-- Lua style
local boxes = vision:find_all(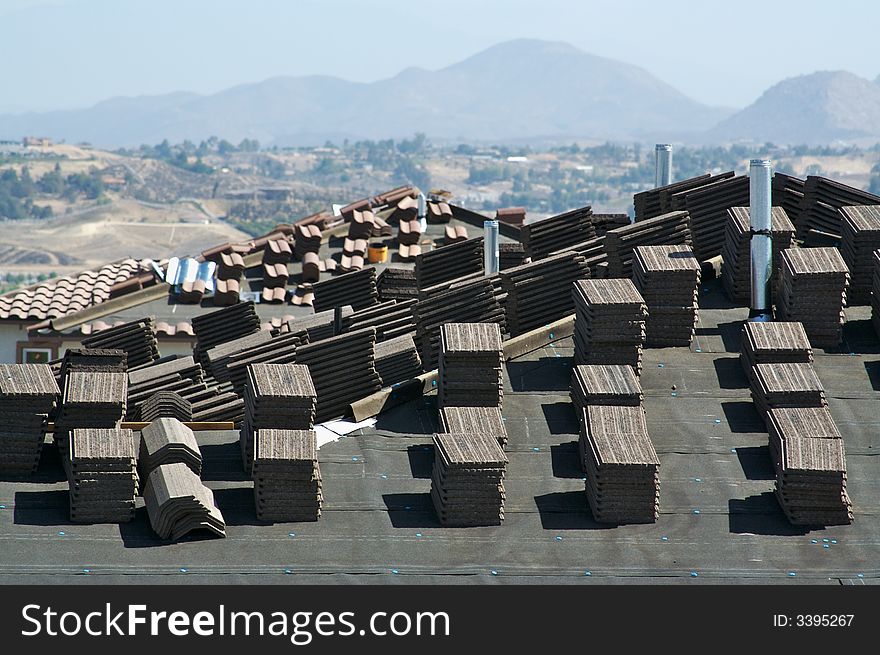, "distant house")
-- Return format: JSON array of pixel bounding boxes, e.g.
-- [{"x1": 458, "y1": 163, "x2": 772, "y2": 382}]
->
[{"x1": 22, "y1": 136, "x2": 53, "y2": 148}]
